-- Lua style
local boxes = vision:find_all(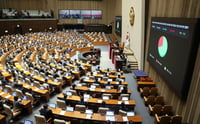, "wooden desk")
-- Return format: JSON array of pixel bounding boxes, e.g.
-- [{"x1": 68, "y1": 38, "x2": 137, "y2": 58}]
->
[
  {"x1": 57, "y1": 94, "x2": 135, "y2": 112},
  {"x1": 51, "y1": 108, "x2": 142, "y2": 124},
  {"x1": 0, "y1": 114, "x2": 6, "y2": 124},
  {"x1": 91, "y1": 74, "x2": 125, "y2": 79},
  {"x1": 137, "y1": 81, "x2": 156, "y2": 90},
  {"x1": 83, "y1": 79, "x2": 128, "y2": 85},
  {"x1": 75, "y1": 86, "x2": 131, "y2": 98},
  {"x1": 0, "y1": 90, "x2": 32, "y2": 114},
  {"x1": 33, "y1": 75, "x2": 62, "y2": 92},
  {"x1": 15, "y1": 63, "x2": 63, "y2": 92},
  {"x1": 19, "y1": 83, "x2": 50, "y2": 102}
]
